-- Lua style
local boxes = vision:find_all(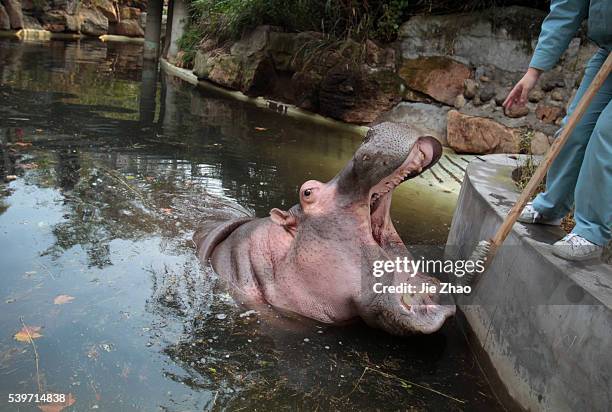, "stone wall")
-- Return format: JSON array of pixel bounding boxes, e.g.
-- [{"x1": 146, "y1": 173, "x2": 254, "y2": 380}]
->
[
  {"x1": 385, "y1": 6, "x2": 598, "y2": 153},
  {"x1": 0, "y1": 0, "x2": 147, "y2": 37},
  {"x1": 181, "y1": 6, "x2": 598, "y2": 154},
  {"x1": 188, "y1": 25, "x2": 404, "y2": 124}
]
